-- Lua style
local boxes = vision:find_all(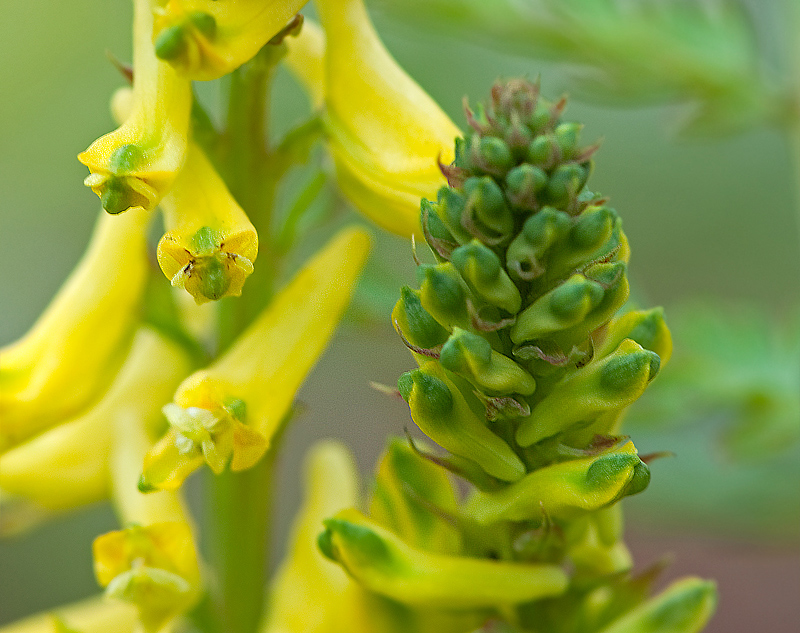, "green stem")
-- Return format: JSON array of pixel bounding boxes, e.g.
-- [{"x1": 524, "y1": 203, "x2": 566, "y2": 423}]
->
[{"x1": 206, "y1": 454, "x2": 275, "y2": 633}]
